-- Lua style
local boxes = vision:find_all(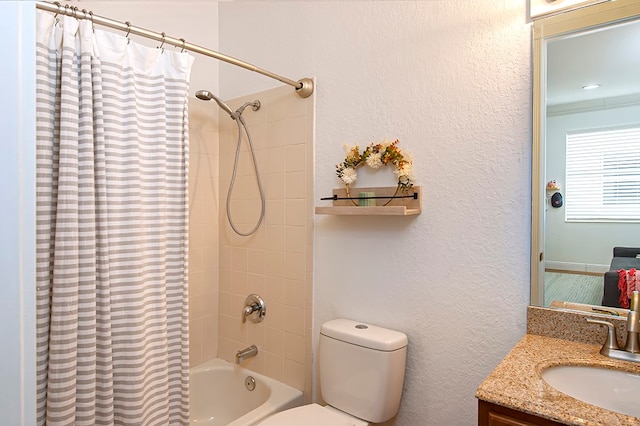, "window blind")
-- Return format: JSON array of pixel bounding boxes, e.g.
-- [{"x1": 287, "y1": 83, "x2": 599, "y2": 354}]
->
[{"x1": 565, "y1": 125, "x2": 640, "y2": 222}]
